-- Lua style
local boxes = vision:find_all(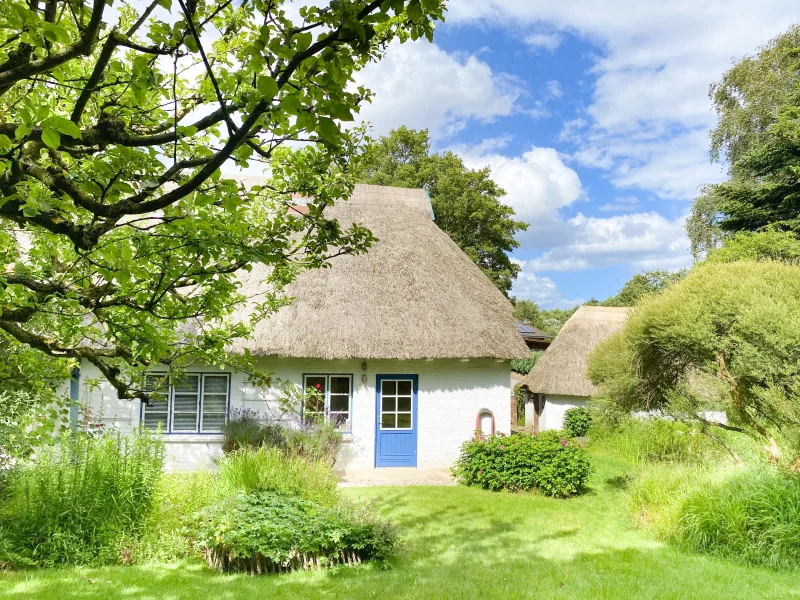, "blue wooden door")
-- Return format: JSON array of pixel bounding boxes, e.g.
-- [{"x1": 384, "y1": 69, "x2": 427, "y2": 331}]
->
[{"x1": 375, "y1": 375, "x2": 418, "y2": 467}]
